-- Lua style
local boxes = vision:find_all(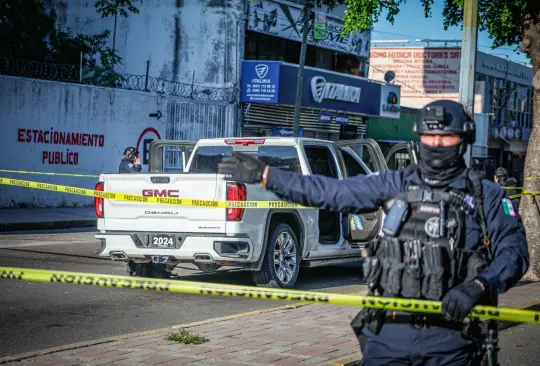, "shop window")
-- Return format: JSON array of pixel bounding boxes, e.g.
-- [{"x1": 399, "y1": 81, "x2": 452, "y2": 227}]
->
[{"x1": 243, "y1": 31, "x2": 367, "y2": 77}]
